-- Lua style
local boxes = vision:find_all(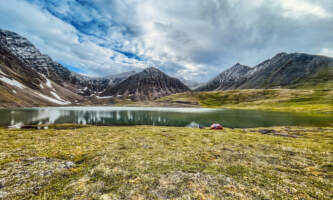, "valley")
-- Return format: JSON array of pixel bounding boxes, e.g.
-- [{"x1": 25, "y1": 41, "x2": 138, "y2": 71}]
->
[
  {"x1": 1, "y1": 29, "x2": 333, "y2": 110},
  {"x1": 0, "y1": 28, "x2": 333, "y2": 200}
]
